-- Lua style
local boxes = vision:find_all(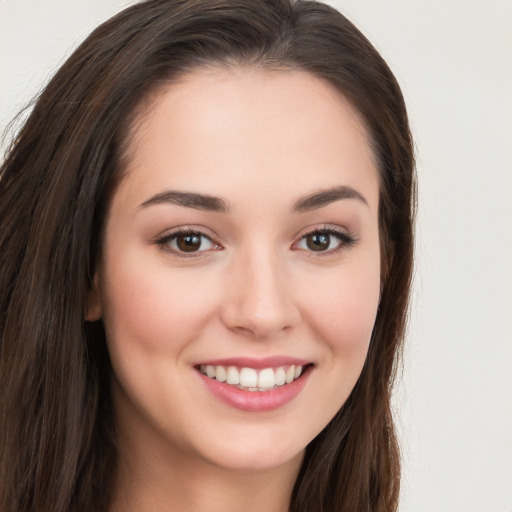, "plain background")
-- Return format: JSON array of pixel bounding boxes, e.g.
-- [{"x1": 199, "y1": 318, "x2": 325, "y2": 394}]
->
[{"x1": 1, "y1": 1, "x2": 511, "y2": 511}]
